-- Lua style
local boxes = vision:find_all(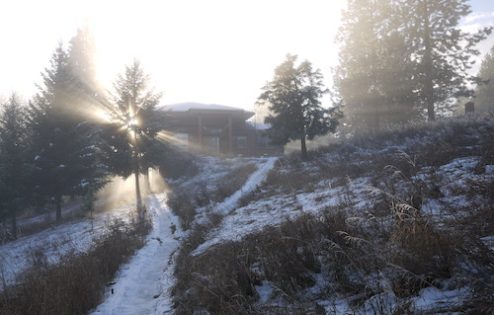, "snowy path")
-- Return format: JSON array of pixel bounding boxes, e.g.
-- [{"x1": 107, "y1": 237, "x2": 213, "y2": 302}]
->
[
  {"x1": 193, "y1": 157, "x2": 278, "y2": 255},
  {"x1": 217, "y1": 157, "x2": 278, "y2": 215},
  {"x1": 92, "y1": 157, "x2": 277, "y2": 314},
  {"x1": 91, "y1": 193, "x2": 183, "y2": 315}
]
